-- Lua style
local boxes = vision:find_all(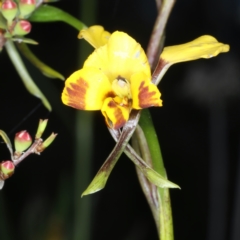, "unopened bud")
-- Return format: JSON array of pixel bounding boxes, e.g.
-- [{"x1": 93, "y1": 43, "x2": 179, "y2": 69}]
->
[
  {"x1": 1, "y1": 0, "x2": 18, "y2": 24},
  {"x1": 14, "y1": 130, "x2": 32, "y2": 153},
  {"x1": 19, "y1": 0, "x2": 36, "y2": 18},
  {"x1": 0, "y1": 161, "x2": 15, "y2": 179},
  {"x1": 13, "y1": 20, "x2": 31, "y2": 36},
  {"x1": 35, "y1": 119, "x2": 48, "y2": 139}
]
